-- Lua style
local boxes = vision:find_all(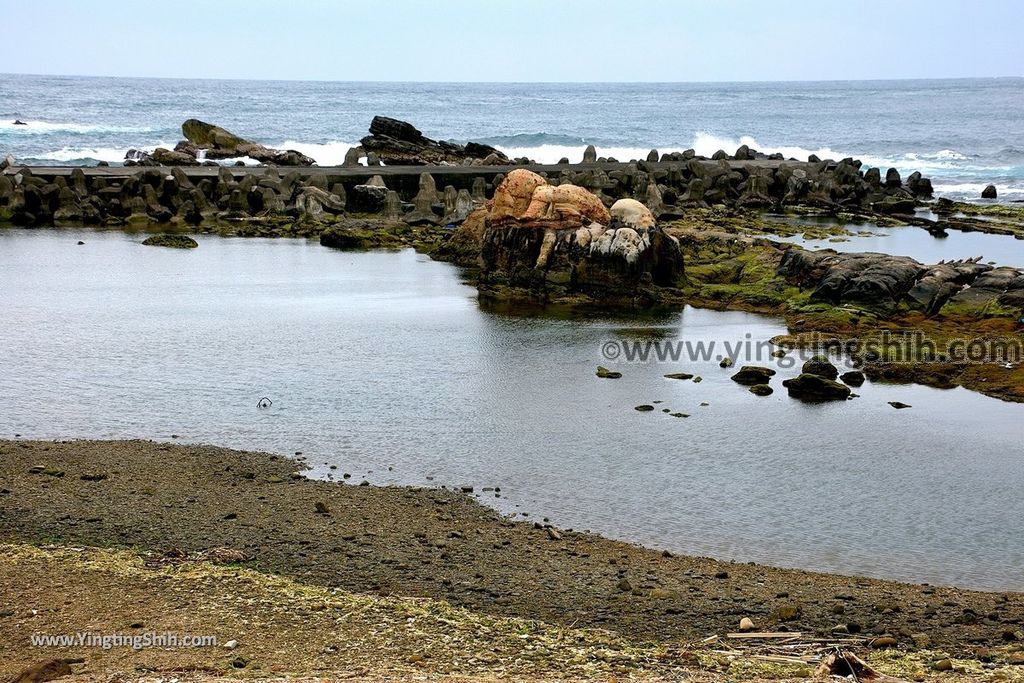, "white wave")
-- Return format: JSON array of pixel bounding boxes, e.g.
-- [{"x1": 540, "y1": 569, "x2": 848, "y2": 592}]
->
[
  {"x1": 32, "y1": 142, "x2": 181, "y2": 163},
  {"x1": 931, "y1": 182, "x2": 1024, "y2": 197},
  {"x1": 0, "y1": 119, "x2": 155, "y2": 135},
  {"x1": 275, "y1": 140, "x2": 364, "y2": 166}
]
